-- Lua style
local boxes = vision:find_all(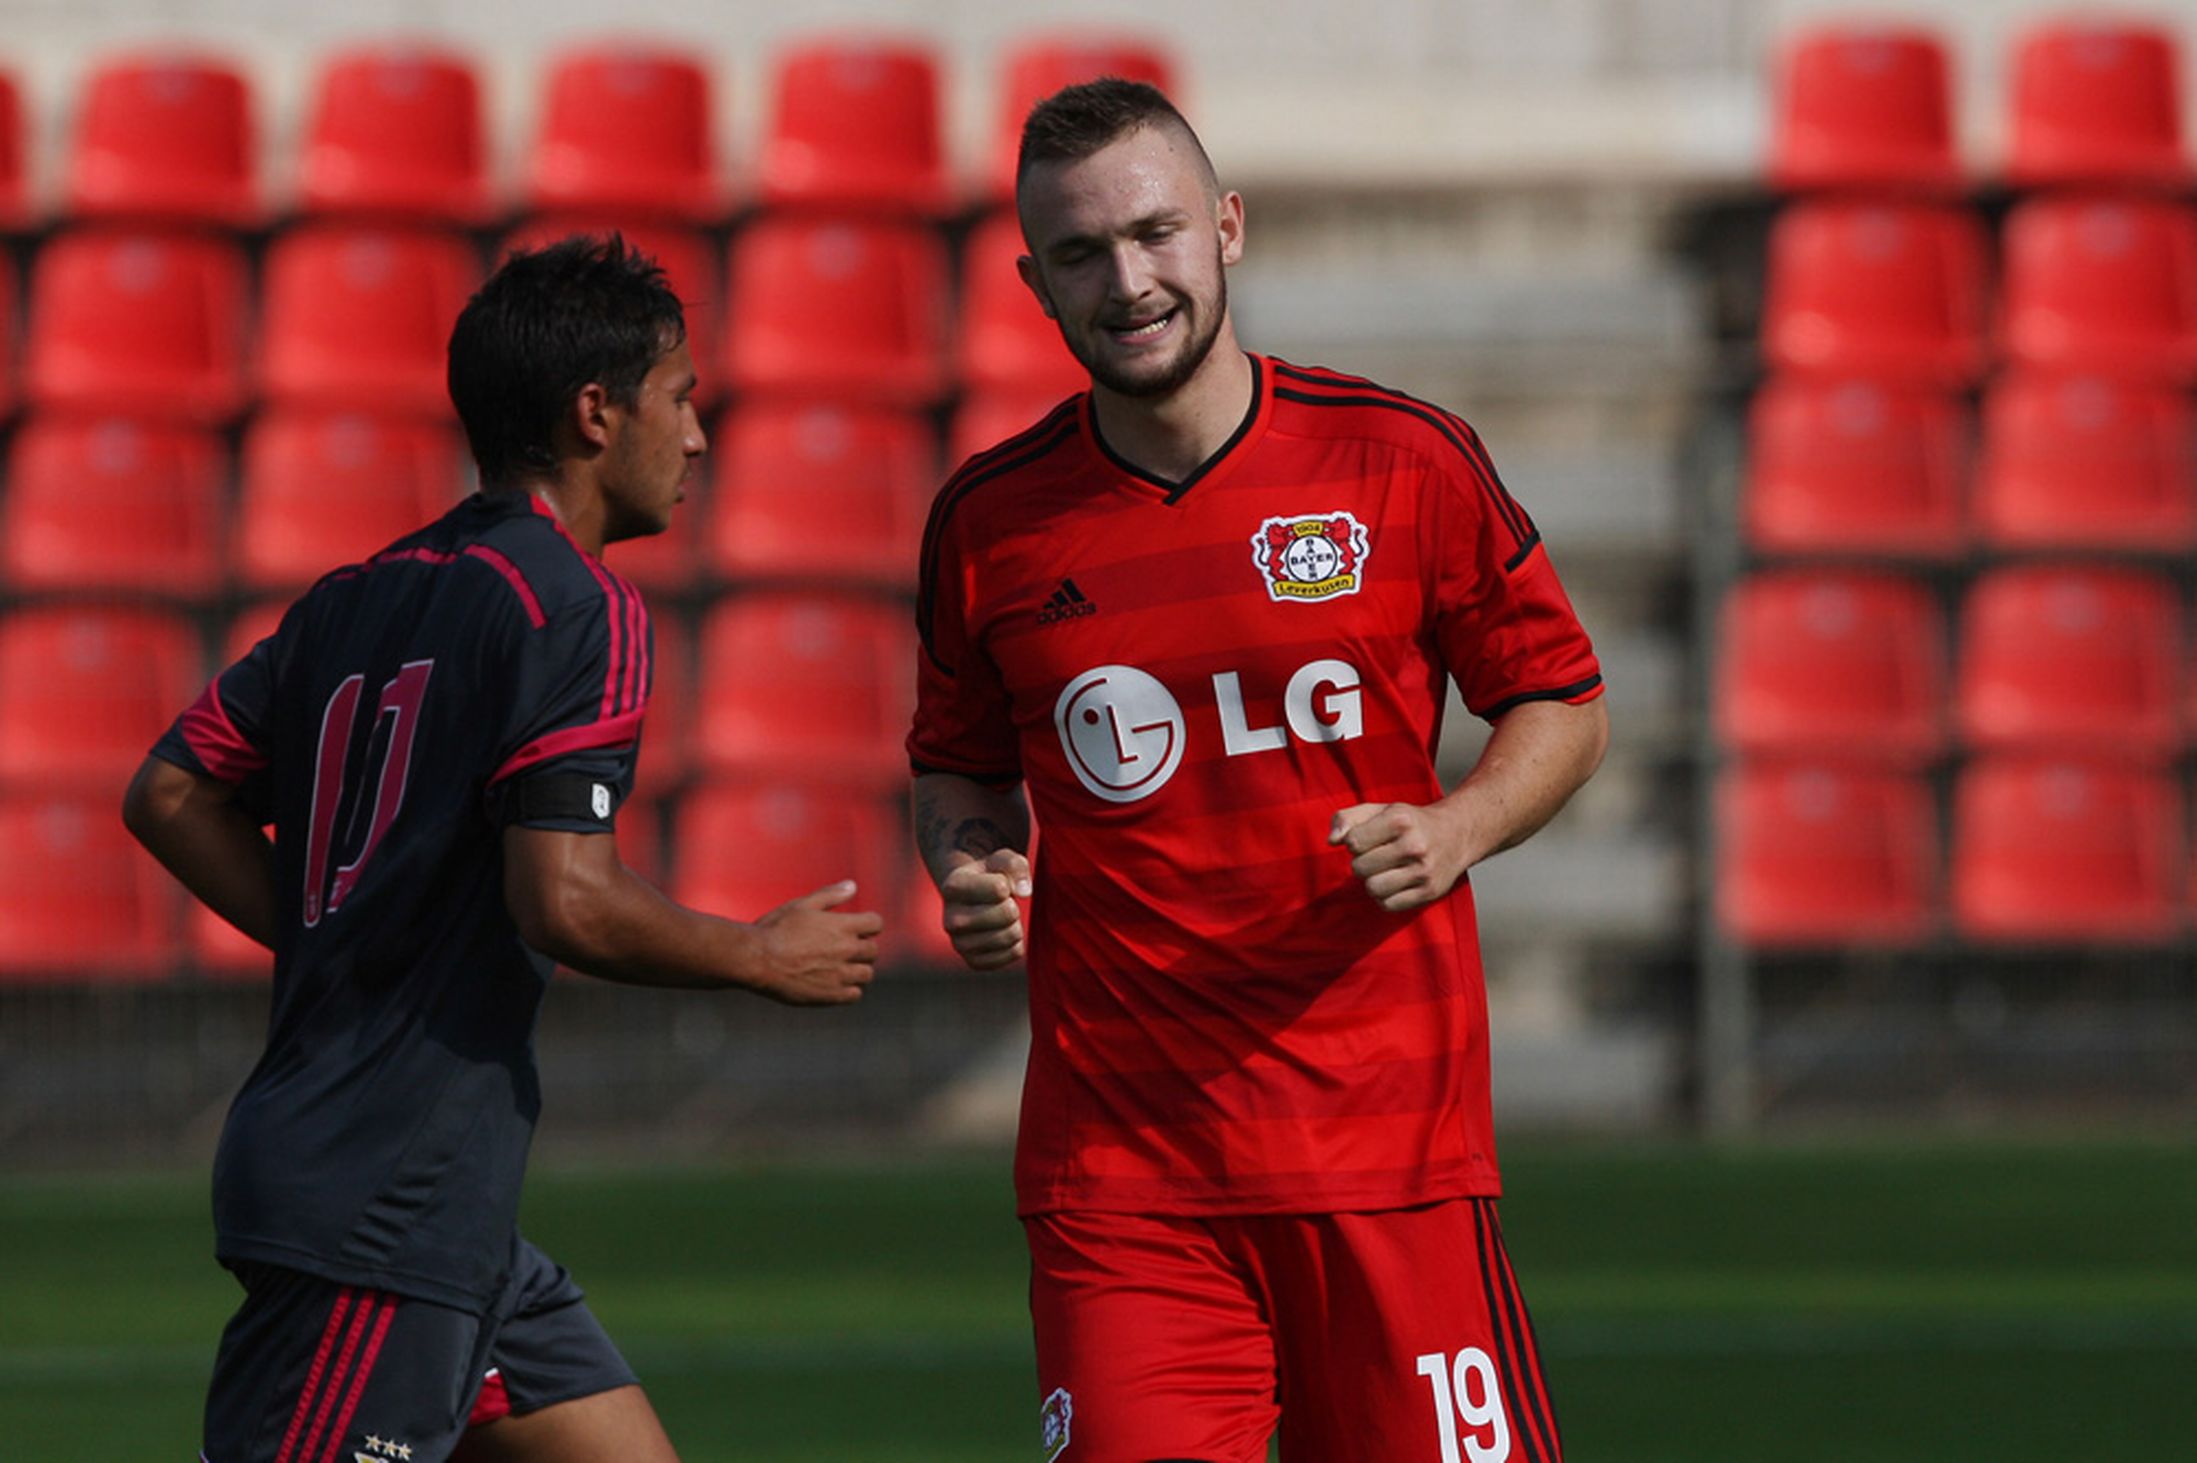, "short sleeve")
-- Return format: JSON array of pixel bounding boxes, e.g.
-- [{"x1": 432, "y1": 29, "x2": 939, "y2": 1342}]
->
[
  {"x1": 487, "y1": 580, "x2": 652, "y2": 830},
  {"x1": 151, "y1": 630, "x2": 277, "y2": 788},
  {"x1": 1428, "y1": 425, "x2": 1605, "y2": 720},
  {"x1": 908, "y1": 505, "x2": 1021, "y2": 783}
]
